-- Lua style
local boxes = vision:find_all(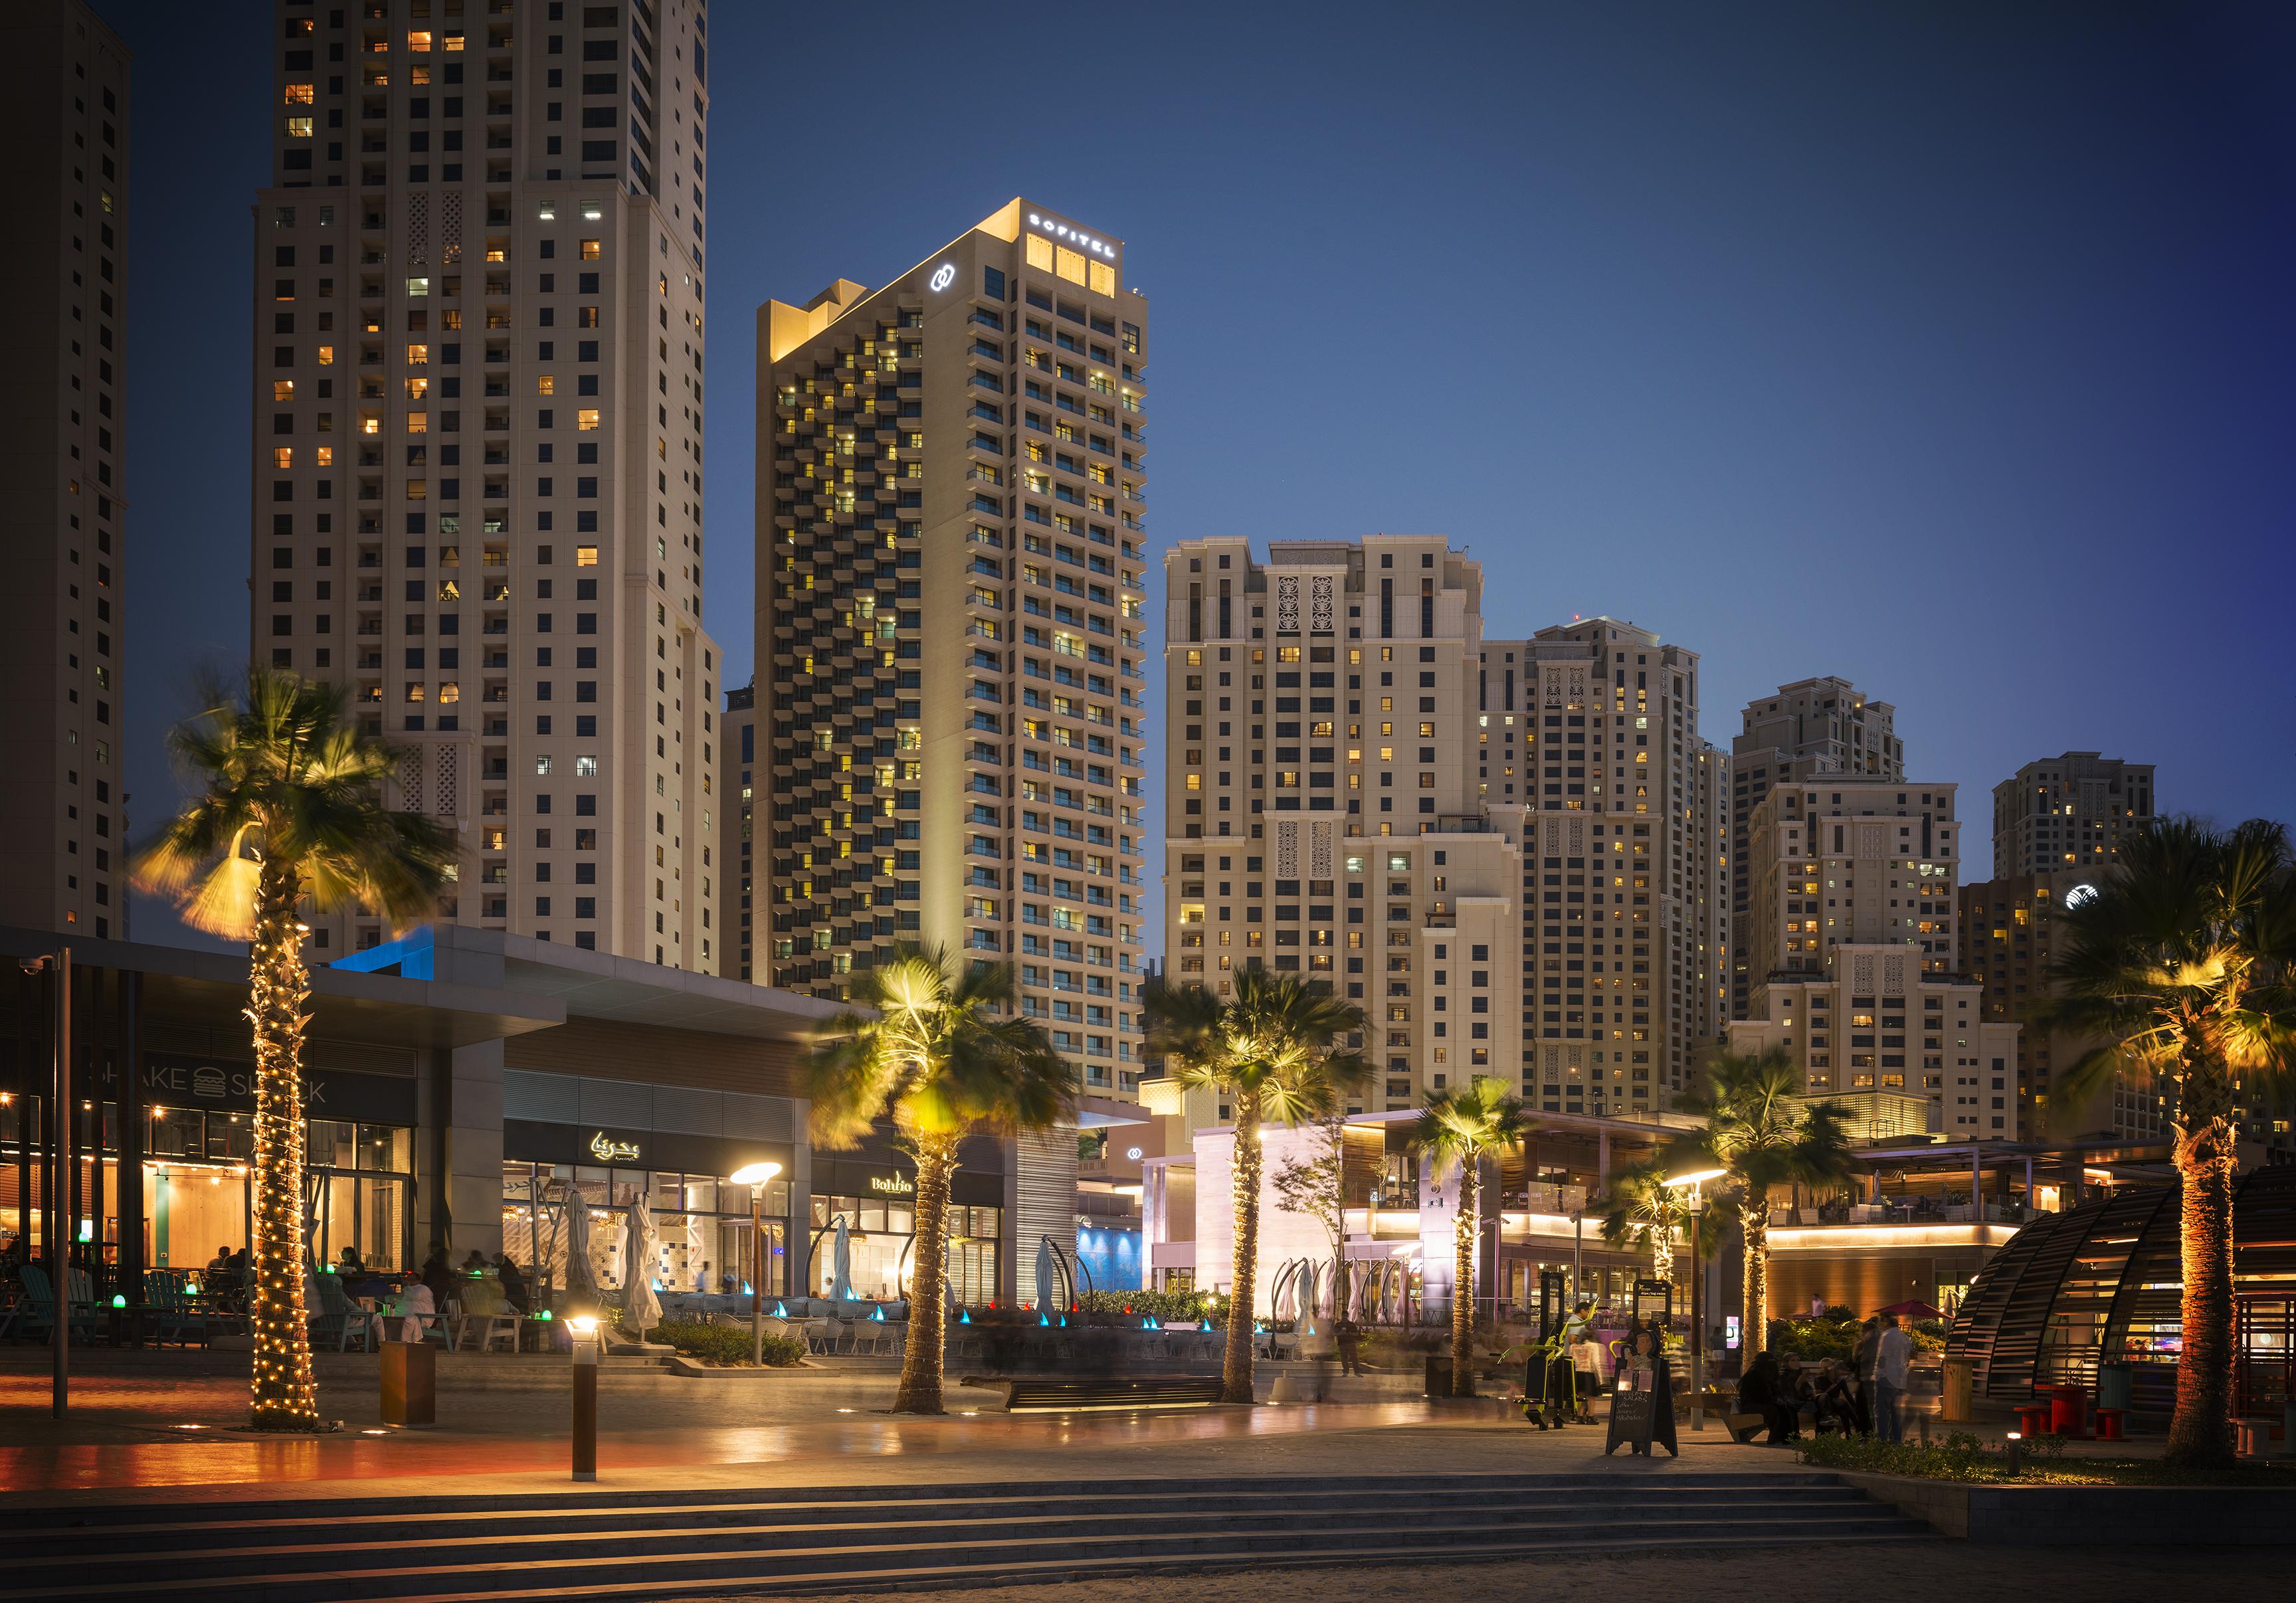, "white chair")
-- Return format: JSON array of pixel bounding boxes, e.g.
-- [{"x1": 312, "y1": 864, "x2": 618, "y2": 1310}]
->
[{"x1": 456, "y1": 1276, "x2": 520, "y2": 1353}]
